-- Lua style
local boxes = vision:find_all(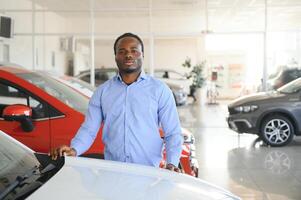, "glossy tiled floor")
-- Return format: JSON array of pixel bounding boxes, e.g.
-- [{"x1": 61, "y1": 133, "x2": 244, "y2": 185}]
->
[{"x1": 177, "y1": 99, "x2": 301, "y2": 200}]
